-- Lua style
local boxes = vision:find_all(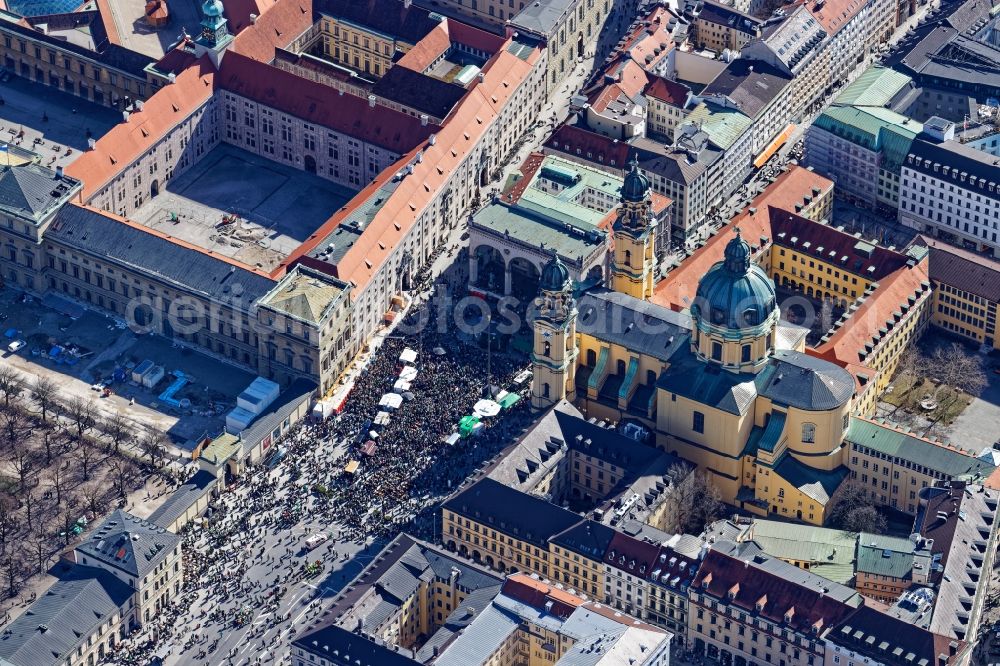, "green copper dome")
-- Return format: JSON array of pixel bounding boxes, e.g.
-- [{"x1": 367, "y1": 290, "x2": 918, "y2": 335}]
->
[
  {"x1": 692, "y1": 230, "x2": 776, "y2": 330},
  {"x1": 202, "y1": 0, "x2": 224, "y2": 18},
  {"x1": 621, "y1": 157, "x2": 650, "y2": 203},
  {"x1": 539, "y1": 254, "x2": 571, "y2": 292}
]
